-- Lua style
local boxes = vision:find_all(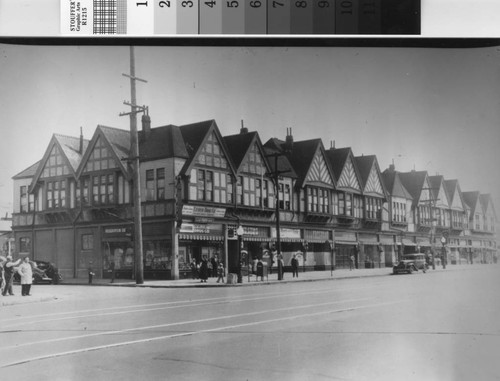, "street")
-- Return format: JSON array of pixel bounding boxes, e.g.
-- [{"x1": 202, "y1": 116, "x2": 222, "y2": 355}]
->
[{"x1": 1, "y1": 266, "x2": 499, "y2": 381}]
